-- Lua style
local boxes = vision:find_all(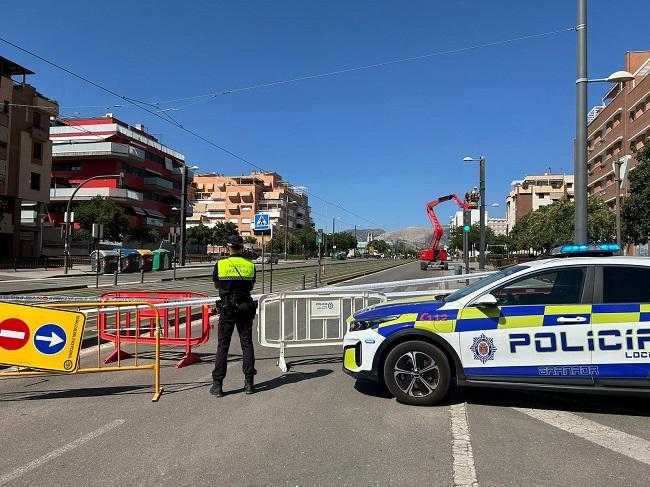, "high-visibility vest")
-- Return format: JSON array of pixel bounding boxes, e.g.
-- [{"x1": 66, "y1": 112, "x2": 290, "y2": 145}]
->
[{"x1": 217, "y1": 256, "x2": 255, "y2": 280}]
